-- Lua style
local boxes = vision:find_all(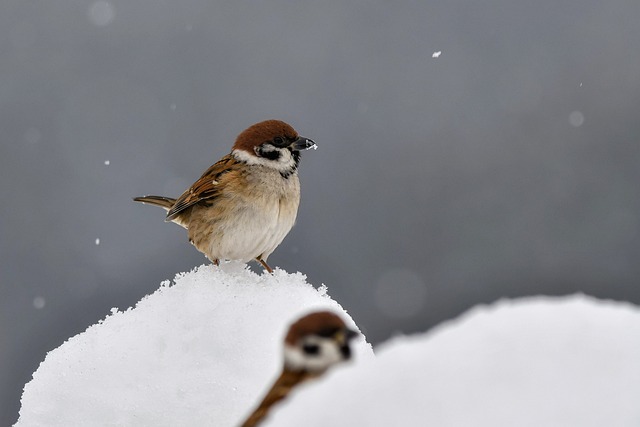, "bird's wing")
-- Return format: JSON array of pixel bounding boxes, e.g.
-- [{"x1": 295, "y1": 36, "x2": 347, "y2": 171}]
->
[{"x1": 166, "y1": 153, "x2": 240, "y2": 220}]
